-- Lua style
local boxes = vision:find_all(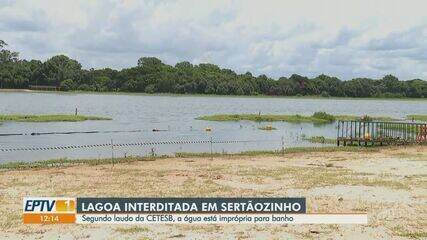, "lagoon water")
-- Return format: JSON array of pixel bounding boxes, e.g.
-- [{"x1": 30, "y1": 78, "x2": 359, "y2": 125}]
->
[{"x1": 0, "y1": 91, "x2": 426, "y2": 162}]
